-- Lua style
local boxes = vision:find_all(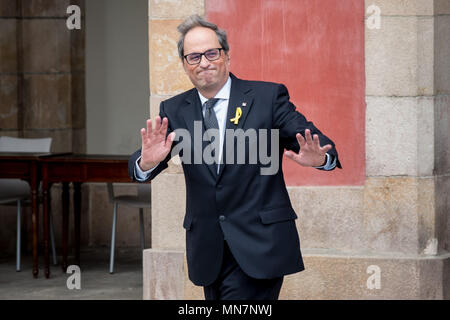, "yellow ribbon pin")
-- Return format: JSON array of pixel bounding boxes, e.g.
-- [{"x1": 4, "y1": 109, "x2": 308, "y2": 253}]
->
[{"x1": 230, "y1": 107, "x2": 242, "y2": 125}]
